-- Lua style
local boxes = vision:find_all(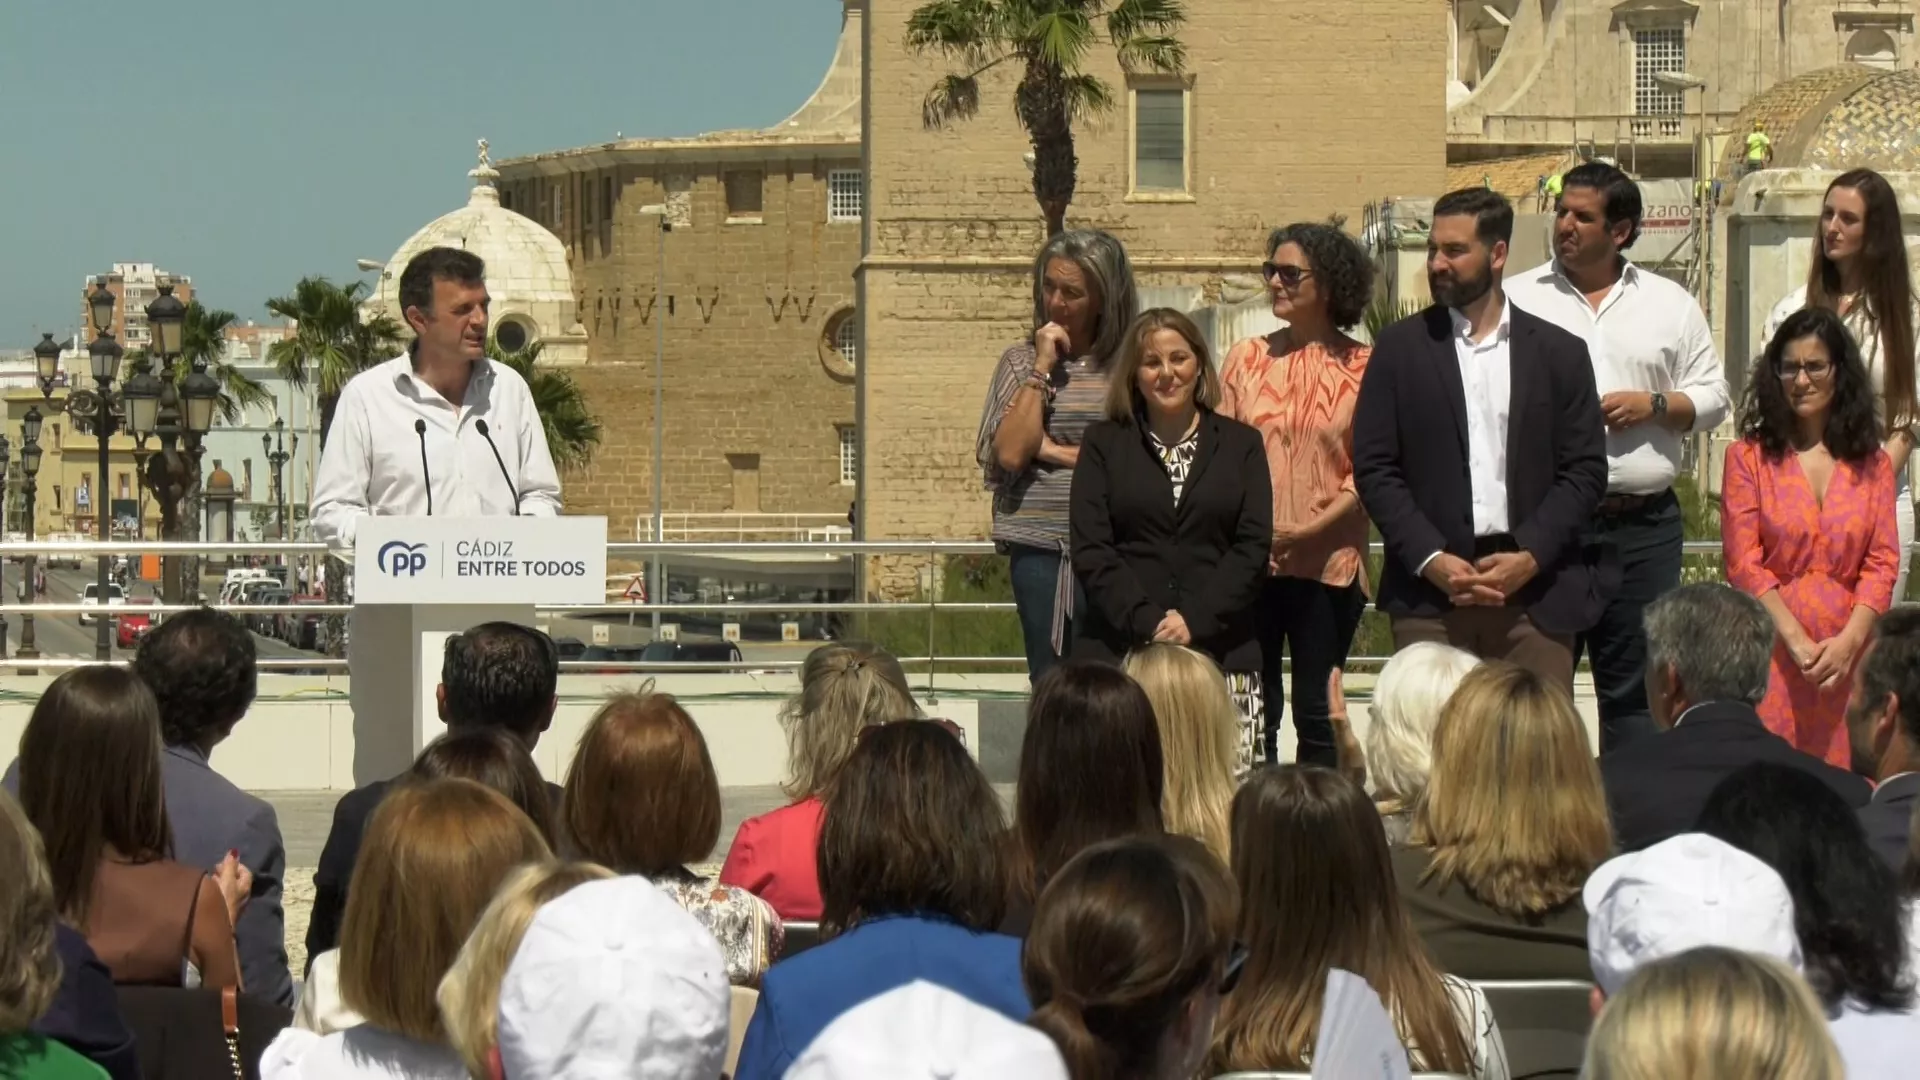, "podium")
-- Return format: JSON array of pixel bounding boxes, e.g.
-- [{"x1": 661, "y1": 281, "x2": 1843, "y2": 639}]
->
[{"x1": 349, "y1": 516, "x2": 607, "y2": 784}]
